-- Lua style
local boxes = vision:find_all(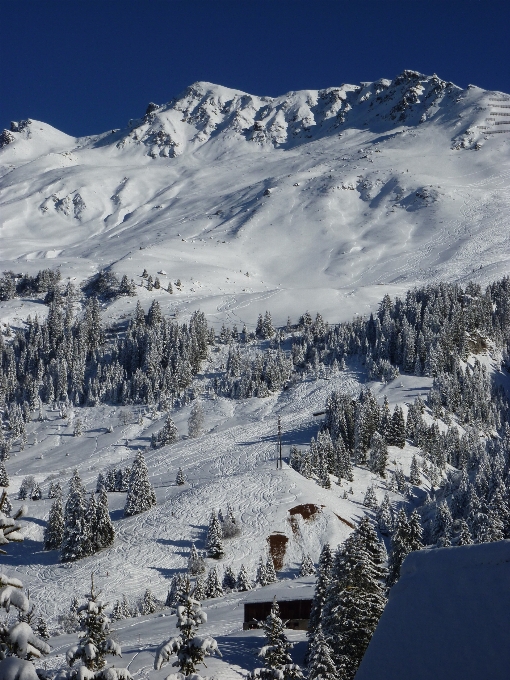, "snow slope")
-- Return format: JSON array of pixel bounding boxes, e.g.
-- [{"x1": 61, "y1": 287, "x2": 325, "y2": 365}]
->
[{"x1": 2, "y1": 71, "x2": 510, "y2": 329}]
